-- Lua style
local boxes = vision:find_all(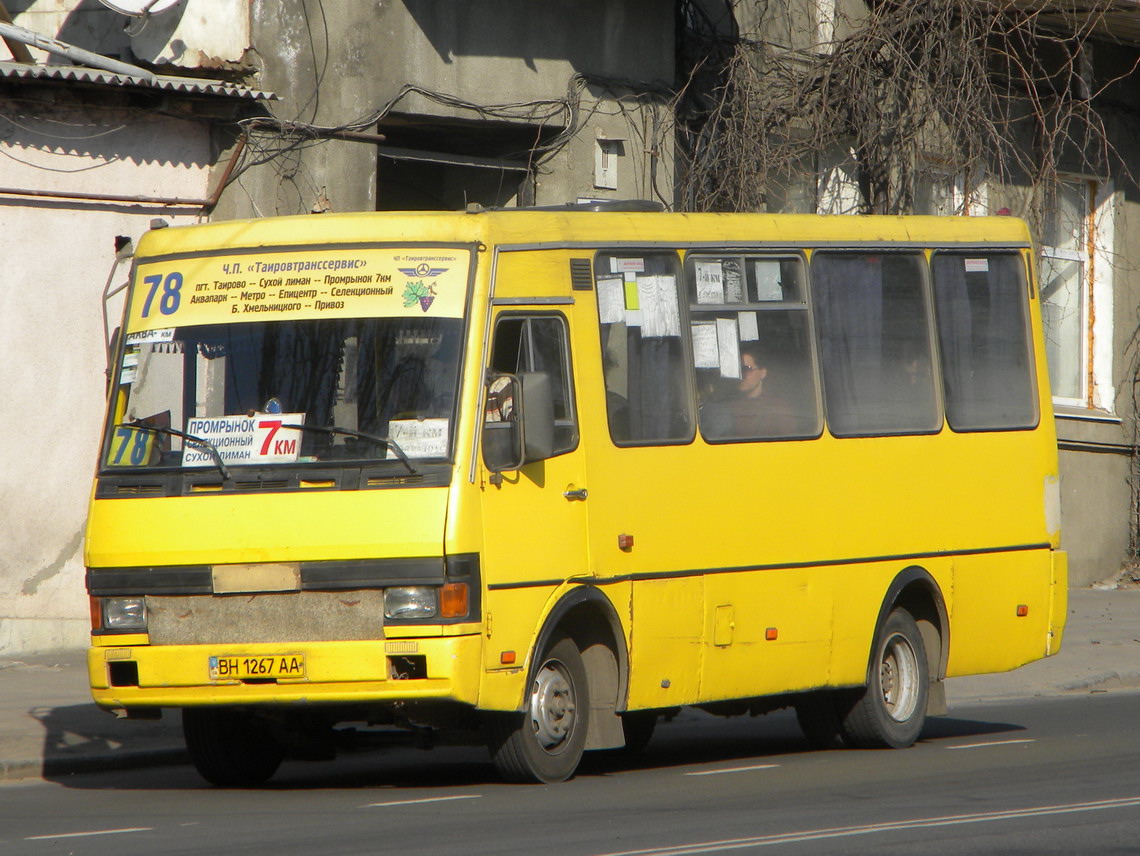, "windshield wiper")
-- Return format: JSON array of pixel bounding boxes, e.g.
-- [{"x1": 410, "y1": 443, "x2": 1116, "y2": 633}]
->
[
  {"x1": 280, "y1": 424, "x2": 418, "y2": 474},
  {"x1": 122, "y1": 422, "x2": 230, "y2": 480}
]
